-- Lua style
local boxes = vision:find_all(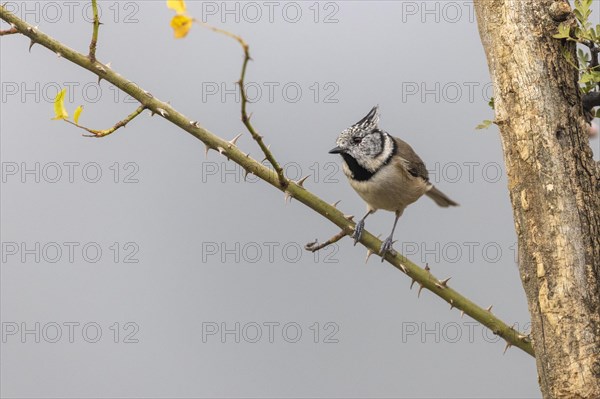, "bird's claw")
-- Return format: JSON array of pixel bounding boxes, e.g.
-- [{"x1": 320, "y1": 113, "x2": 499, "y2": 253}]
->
[
  {"x1": 352, "y1": 219, "x2": 365, "y2": 245},
  {"x1": 379, "y1": 236, "x2": 394, "y2": 261}
]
